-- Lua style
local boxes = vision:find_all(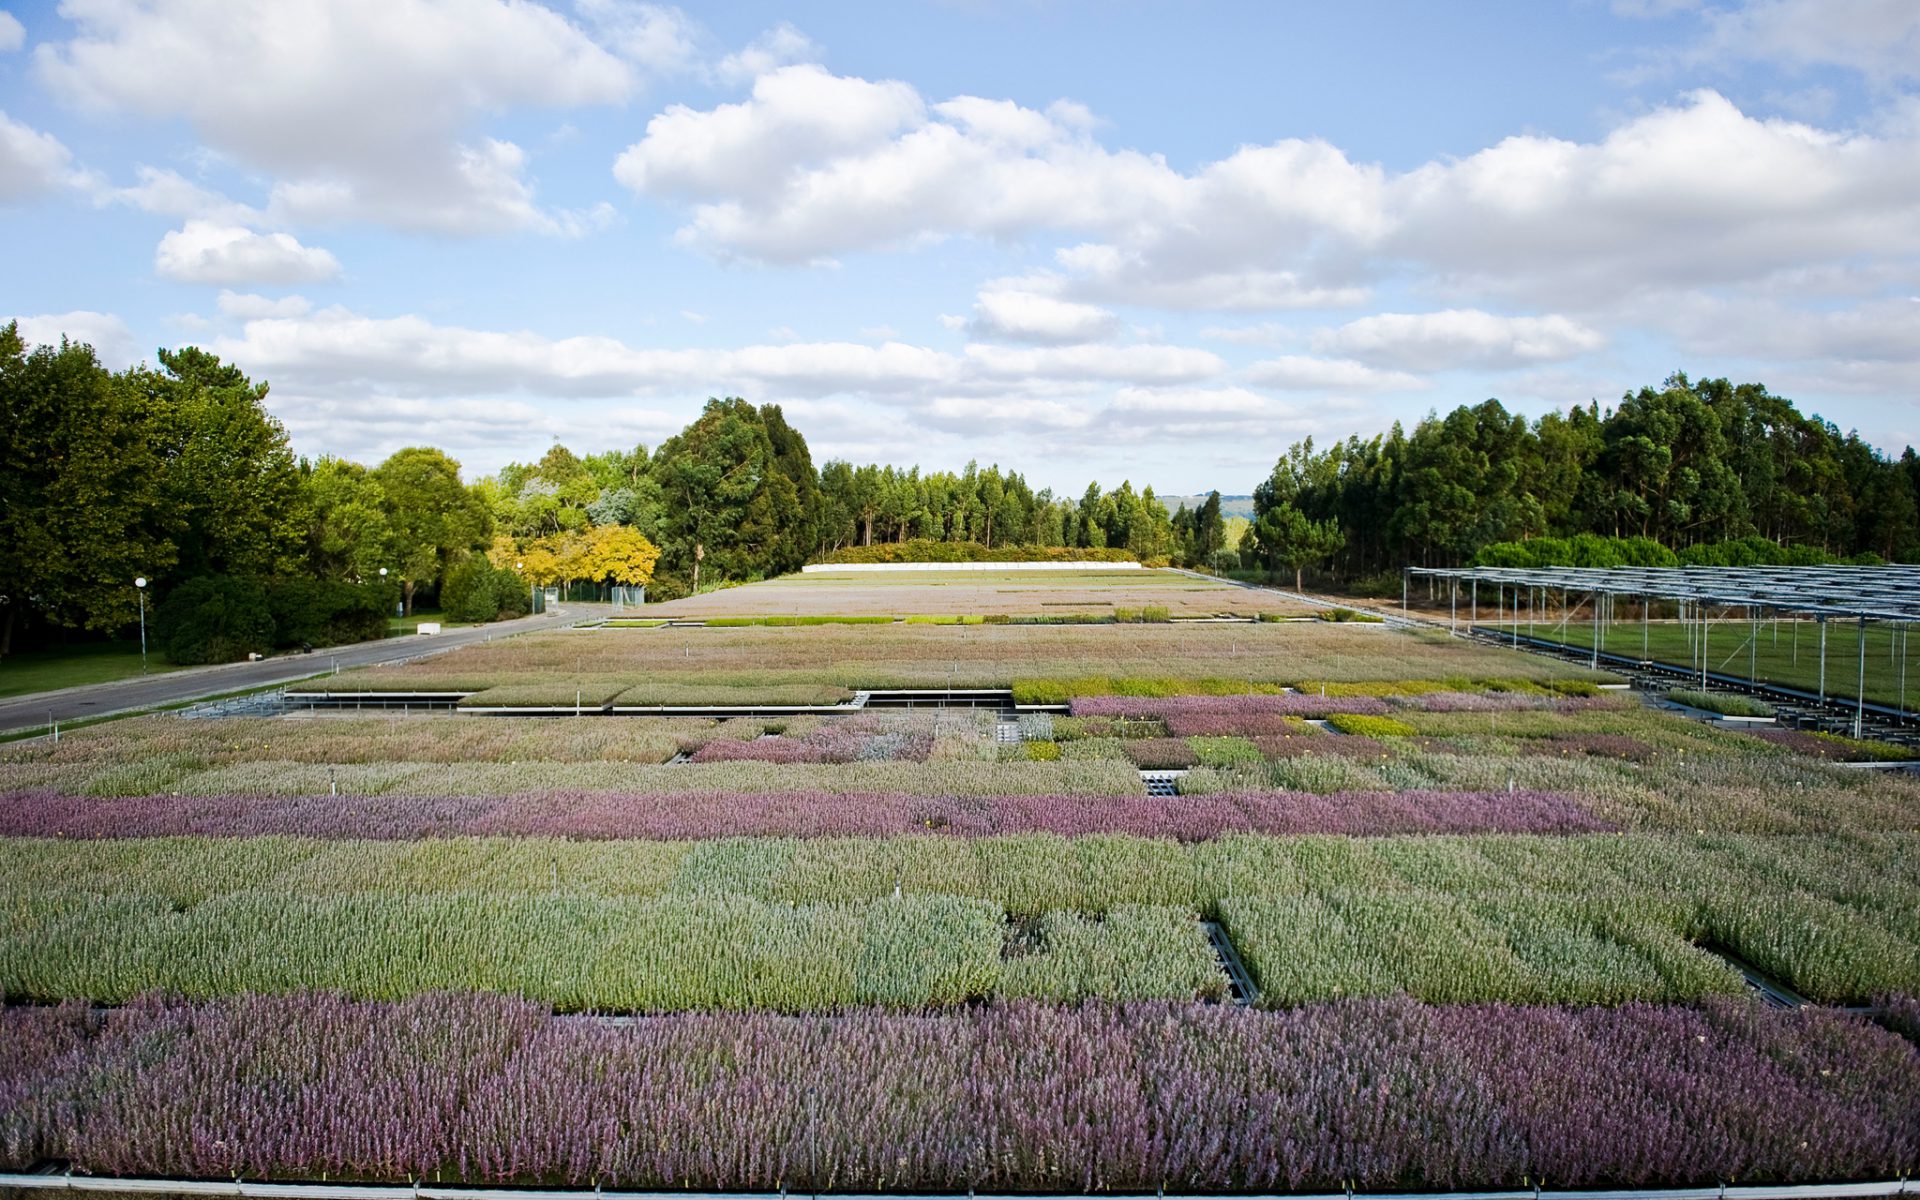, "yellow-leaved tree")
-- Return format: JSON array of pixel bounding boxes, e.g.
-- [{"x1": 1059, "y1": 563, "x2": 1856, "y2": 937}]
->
[{"x1": 582, "y1": 524, "x2": 661, "y2": 587}]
